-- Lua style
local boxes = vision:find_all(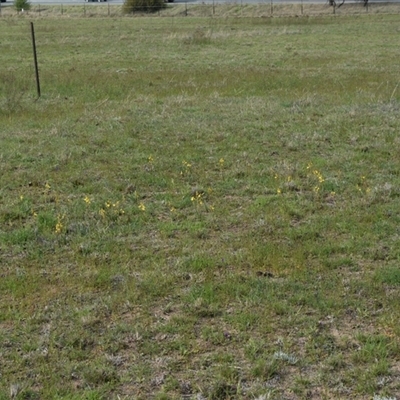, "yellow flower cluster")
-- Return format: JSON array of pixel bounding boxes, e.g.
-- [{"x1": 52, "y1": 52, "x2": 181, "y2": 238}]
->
[
  {"x1": 99, "y1": 200, "x2": 125, "y2": 218},
  {"x1": 191, "y1": 192, "x2": 204, "y2": 205},
  {"x1": 356, "y1": 176, "x2": 371, "y2": 194},
  {"x1": 313, "y1": 169, "x2": 325, "y2": 184},
  {"x1": 273, "y1": 162, "x2": 327, "y2": 195},
  {"x1": 313, "y1": 172, "x2": 323, "y2": 193},
  {"x1": 181, "y1": 160, "x2": 192, "y2": 176},
  {"x1": 55, "y1": 214, "x2": 65, "y2": 234},
  {"x1": 84, "y1": 195, "x2": 91, "y2": 205}
]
